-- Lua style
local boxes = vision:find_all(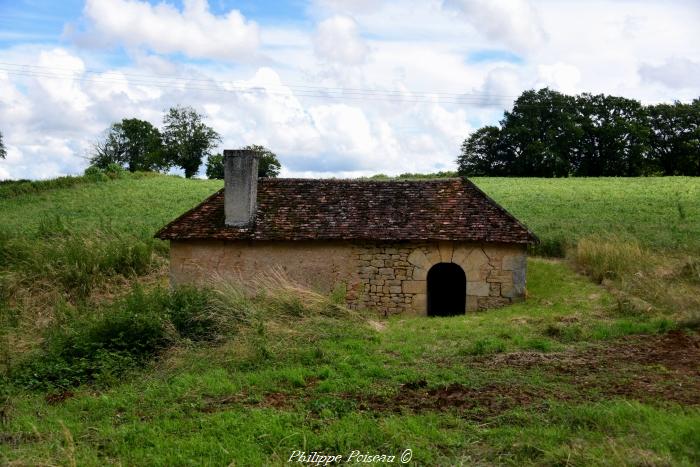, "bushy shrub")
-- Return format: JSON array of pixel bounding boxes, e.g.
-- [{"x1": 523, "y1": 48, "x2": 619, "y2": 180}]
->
[
  {"x1": 166, "y1": 286, "x2": 219, "y2": 341},
  {"x1": 105, "y1": 163, "x2": 126, "y2": 179},
  {"x1": 83, "y1": 166, "x2": 109, "y2": 182},
  {"x1": 12, "y1": 285, "x2": 219, "y2": 390},
  {"x1": 529, "y1": 236, "x2": 568, "y2": 258}
]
